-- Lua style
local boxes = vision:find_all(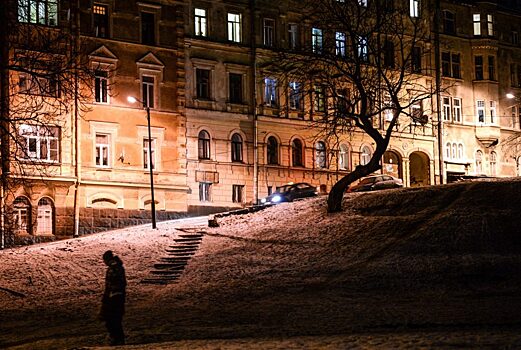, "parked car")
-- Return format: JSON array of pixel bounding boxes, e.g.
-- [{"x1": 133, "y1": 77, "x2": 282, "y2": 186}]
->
[
  {"x1": 261, "y1": 182, "x2": 318, "y2": 204},
  {"x1": 348, "y1": 175, "x2": 403, "y2": 193}
]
